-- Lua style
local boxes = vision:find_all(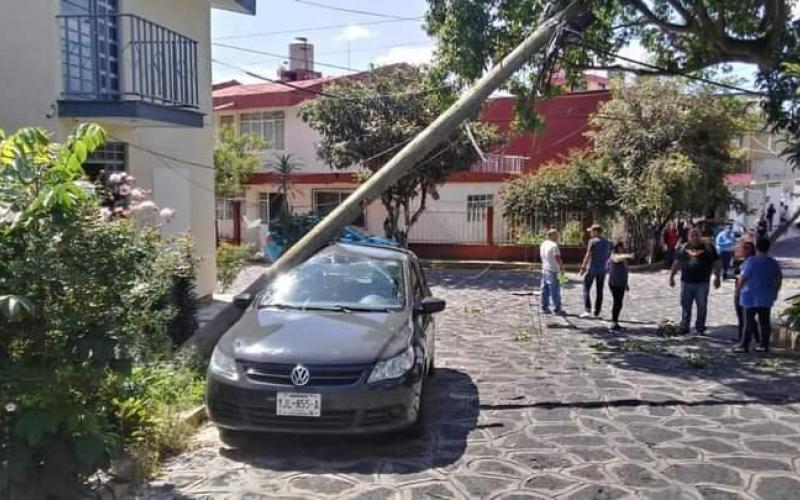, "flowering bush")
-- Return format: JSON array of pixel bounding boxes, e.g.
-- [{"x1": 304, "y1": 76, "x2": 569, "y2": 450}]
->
[{"x1": 0, "y1": 125, "x2": 200, "y2": 496}]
